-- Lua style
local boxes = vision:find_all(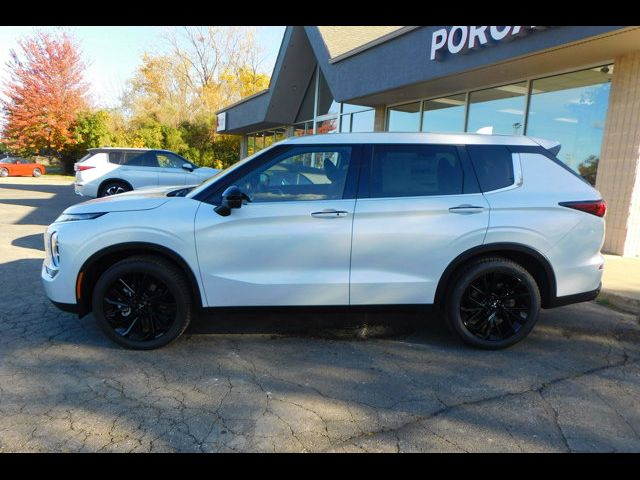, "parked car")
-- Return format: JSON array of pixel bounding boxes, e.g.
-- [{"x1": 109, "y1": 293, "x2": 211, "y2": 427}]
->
[
  {"x1": 73, "y1": 147, "x2": 219, "y2": 198},
  {"x1": 42, "y1": 132, "x2": 605, "y2": 350},
  {"x1": 0, "y1": 157, "x2": 46, "y2": 177}
]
